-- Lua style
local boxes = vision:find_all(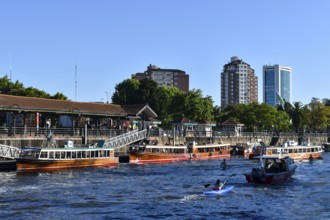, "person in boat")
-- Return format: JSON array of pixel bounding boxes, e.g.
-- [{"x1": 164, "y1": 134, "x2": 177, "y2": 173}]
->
[
  {"x1": 212, "y1": 179, "x2": 225, "y2": 190},
  {"x1": 220, "y1": 159, "x2": 227, "y2": 168}
]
